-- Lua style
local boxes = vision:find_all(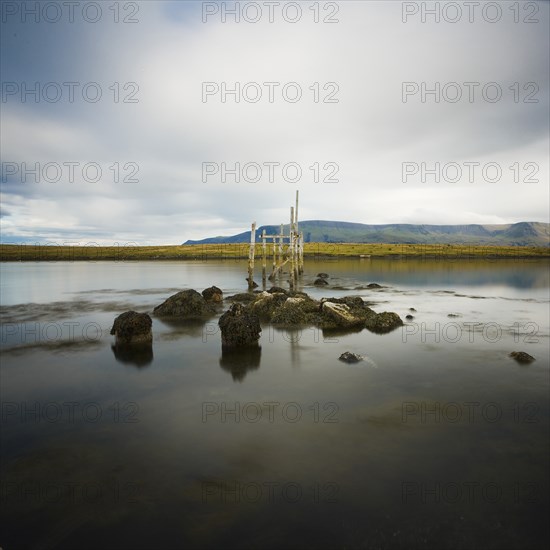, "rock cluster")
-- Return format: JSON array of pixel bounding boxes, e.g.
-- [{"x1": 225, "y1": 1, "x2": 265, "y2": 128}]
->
[{"x1": 227, "y1": 288, "x2": 403, "y2": 333}]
